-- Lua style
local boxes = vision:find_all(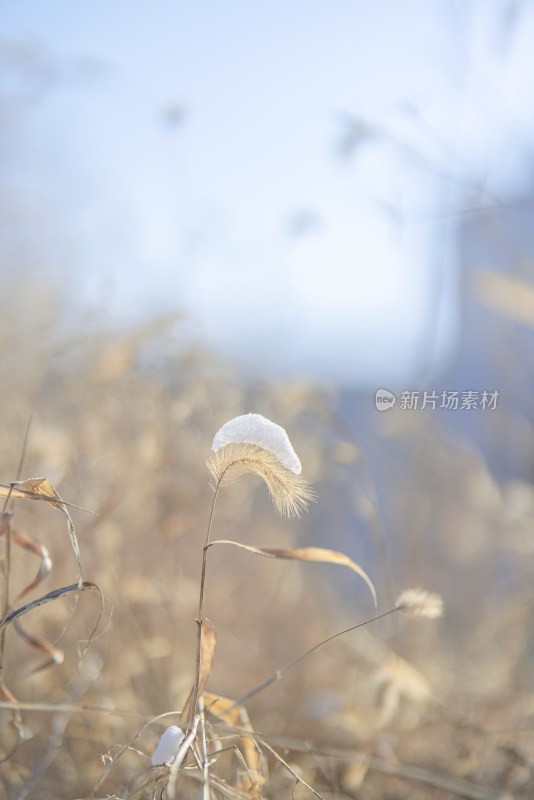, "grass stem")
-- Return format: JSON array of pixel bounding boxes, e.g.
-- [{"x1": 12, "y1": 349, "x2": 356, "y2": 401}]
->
[
  {"x1": 233, "y1": 606, "x2": 401, "y2": 710},
  {"x1": 188, "y1": 484, "x2": 220, "y2": 729}
]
